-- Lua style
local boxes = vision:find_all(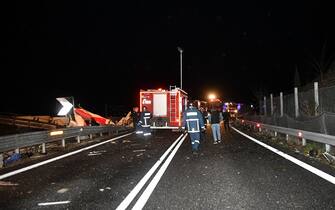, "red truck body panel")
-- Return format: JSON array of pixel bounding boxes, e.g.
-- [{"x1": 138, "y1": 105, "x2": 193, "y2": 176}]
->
[{"x1": 140, "y1": 88, "x2": 187, "y2": 127}]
